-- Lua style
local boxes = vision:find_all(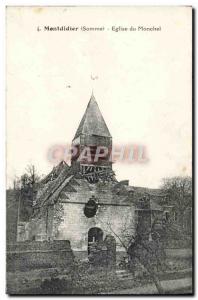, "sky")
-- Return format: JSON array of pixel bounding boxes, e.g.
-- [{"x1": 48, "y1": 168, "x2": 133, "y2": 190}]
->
[{"x1": 6, "y1": 6, "x2": 192, "y2": 188}]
